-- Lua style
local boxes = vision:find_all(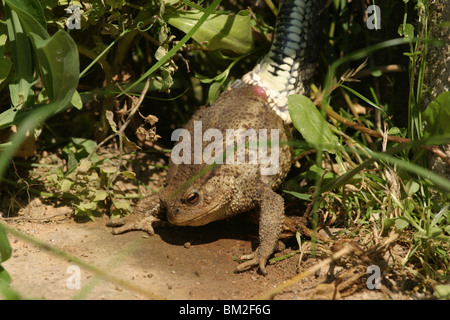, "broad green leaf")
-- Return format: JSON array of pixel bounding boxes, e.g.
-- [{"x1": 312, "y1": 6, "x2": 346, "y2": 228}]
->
[
  {"x1": 423, "y1": 91, "x2": 450, "y2": 138},
  {"x1": 164, "y1": 9, "x2": 254, "y2": 54},
  {"x1": 288, "y1": 94, "x2": 340, "y2": 153},
  {"x1": 29, "y1": 30, "x2": 79, "y2": 102}
]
